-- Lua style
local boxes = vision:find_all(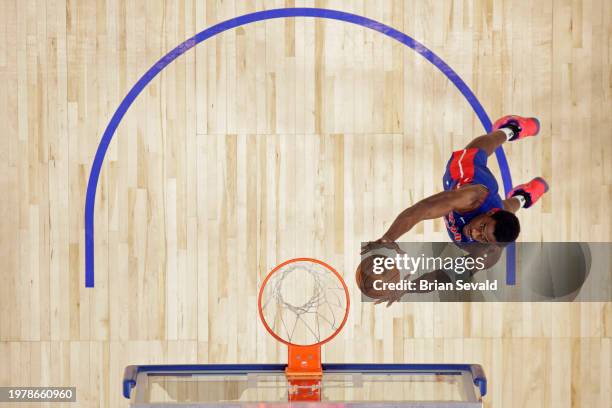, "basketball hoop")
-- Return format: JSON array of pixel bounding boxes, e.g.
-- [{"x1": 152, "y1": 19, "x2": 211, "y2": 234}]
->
[{"x1": 258, "y1": 258, "x2": 350, "y2": 401}]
